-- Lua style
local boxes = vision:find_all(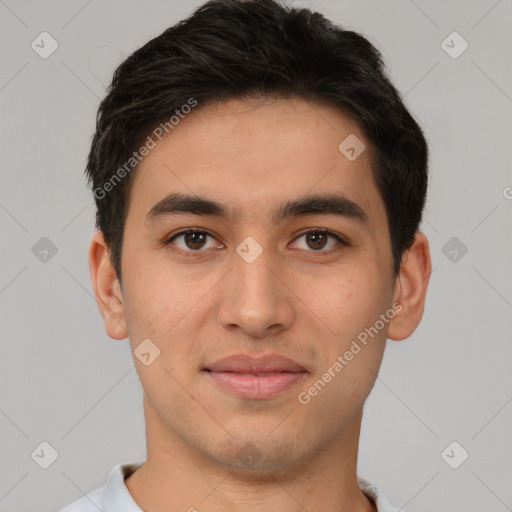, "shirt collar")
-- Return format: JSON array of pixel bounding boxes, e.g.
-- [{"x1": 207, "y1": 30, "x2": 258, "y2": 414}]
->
[
  {"x1": 357, "y1": 477, "x2": 401, "y2": 512},
  {"x1": 102, "y1": 461, "x2": 144, "y2": 512}
]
